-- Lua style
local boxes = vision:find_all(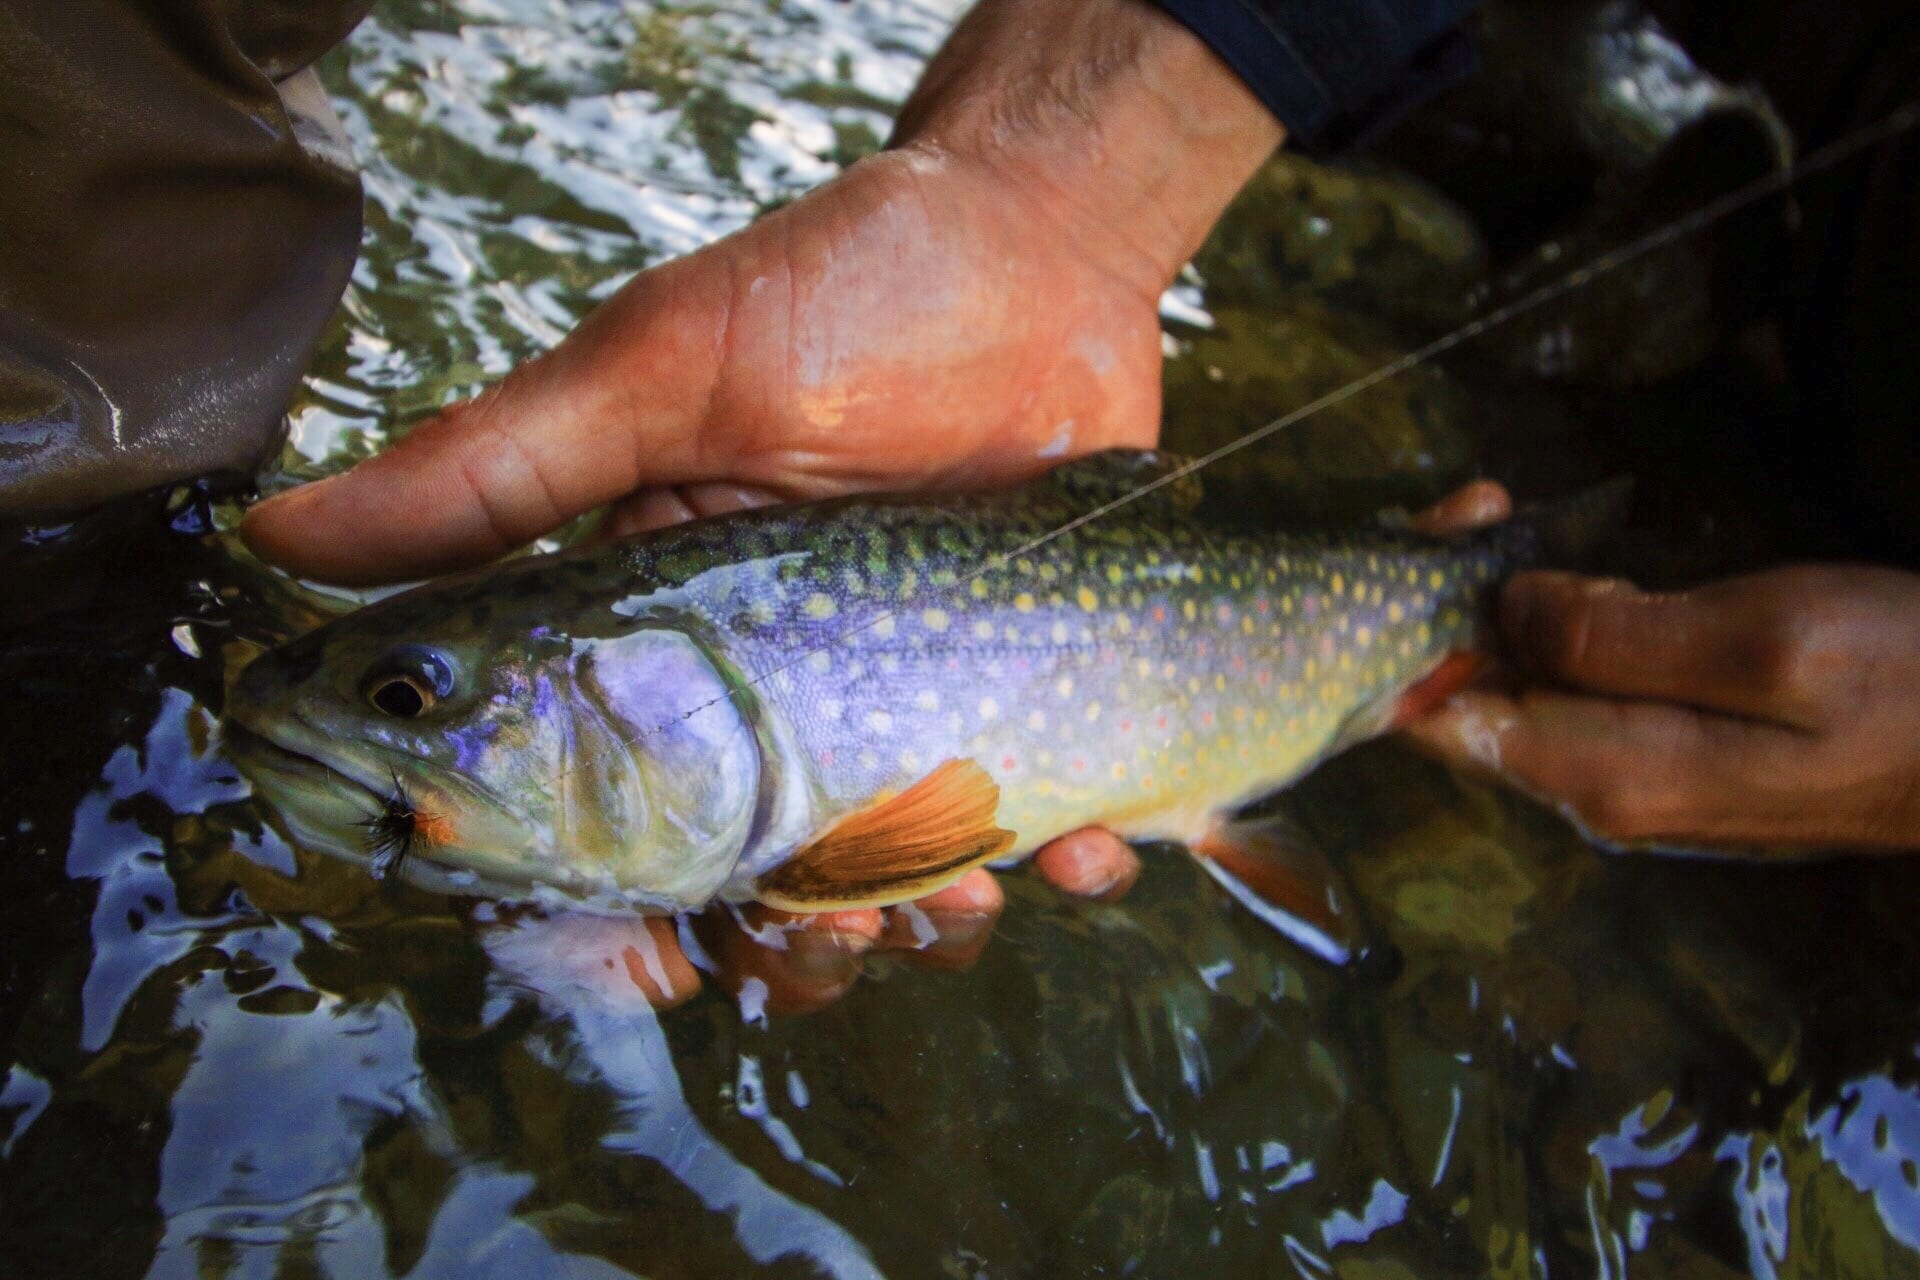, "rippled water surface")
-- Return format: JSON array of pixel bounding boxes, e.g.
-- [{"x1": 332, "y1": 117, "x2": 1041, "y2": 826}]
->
[{"x1": 6, "y1": 2, "x2": 1920, "y2": 1277}]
